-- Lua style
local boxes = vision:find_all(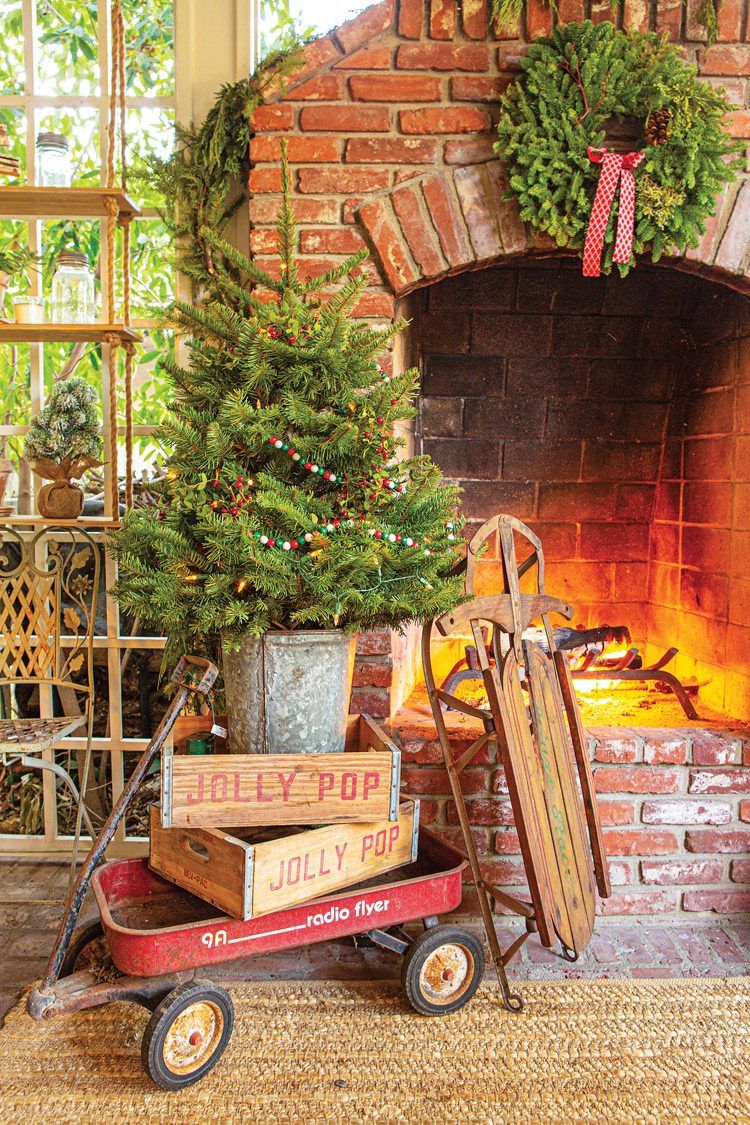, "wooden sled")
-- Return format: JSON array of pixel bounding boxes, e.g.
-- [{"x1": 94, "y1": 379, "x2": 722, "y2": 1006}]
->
[{"x1": 421, "y1": 515, "x2": 611, "y2": 1011}]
